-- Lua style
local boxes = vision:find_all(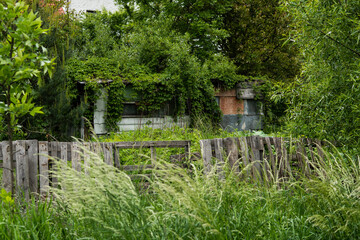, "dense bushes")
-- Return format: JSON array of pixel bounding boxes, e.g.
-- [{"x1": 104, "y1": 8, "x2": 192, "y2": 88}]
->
[{"x1": 274, "y1": 0, "x2": 360, "y2": 148}]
